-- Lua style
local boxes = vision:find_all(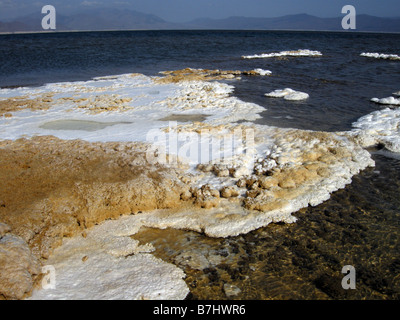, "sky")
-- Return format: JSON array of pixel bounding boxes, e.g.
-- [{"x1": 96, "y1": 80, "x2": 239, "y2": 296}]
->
[{"x1": 0, "y1": 0, "x2": 399, "y2": 21}]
